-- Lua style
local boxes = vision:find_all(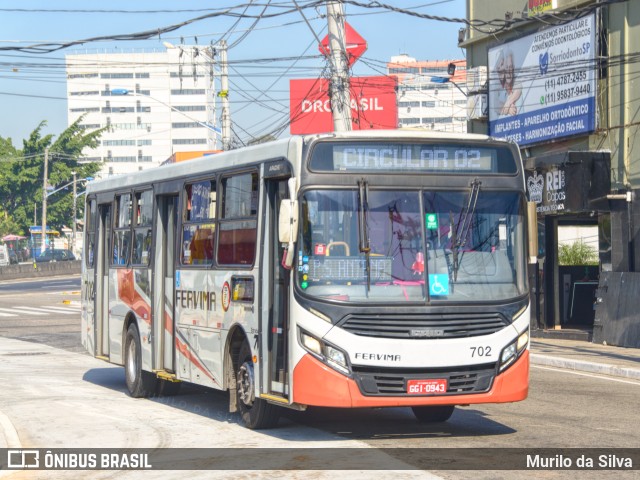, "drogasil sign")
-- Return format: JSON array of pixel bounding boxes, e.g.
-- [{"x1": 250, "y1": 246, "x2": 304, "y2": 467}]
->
[
  {"x1": 289, "y1": 76, "x2": 398, "y2": 135},
  {"x1": 301, "y1": 97, "x2": 385, "y2": 114}
]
